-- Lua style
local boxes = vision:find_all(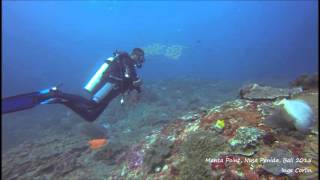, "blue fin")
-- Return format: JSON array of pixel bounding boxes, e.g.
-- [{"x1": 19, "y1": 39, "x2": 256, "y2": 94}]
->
[
  {"x1": 2, "y1": 92, "x2": 40, "y2": 114},
  {"x1": 2, "y1": 85, "x2": 63, "y2": 114}
]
